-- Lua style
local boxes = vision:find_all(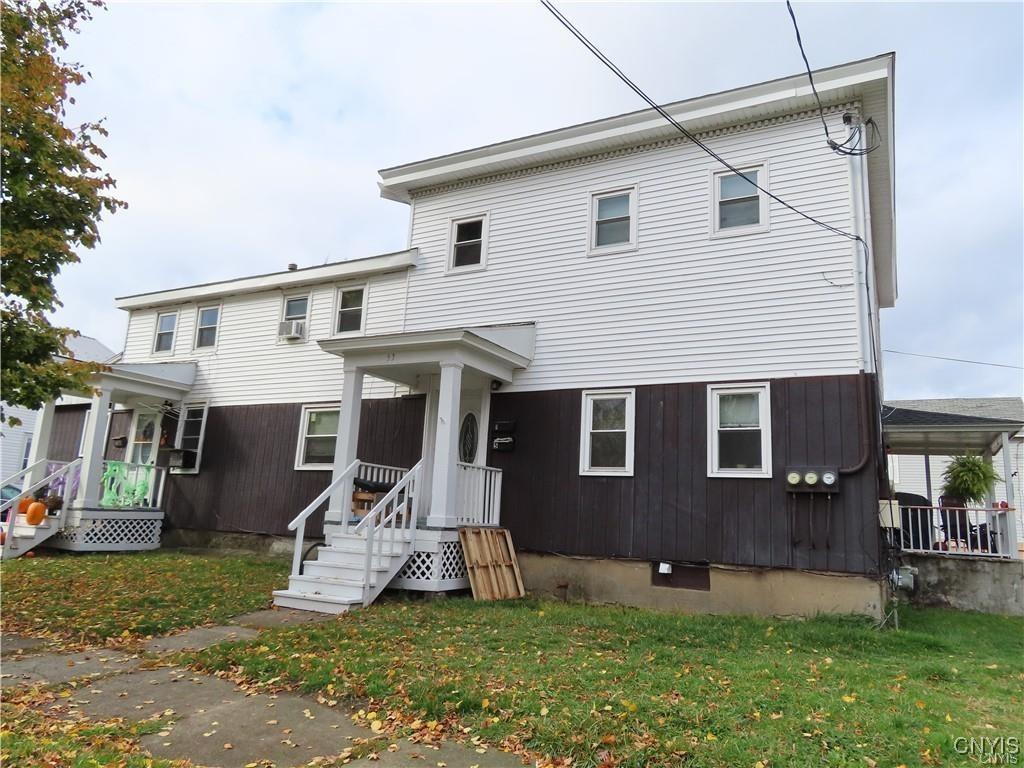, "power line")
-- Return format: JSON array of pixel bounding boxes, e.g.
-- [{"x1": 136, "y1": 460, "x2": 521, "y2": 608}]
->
[
  {"x1": 882, "y1": 349, "x2": 1024, "y2": 371},
  {"x1": 784, "y1": 0, "x2": 880, "y2": 156},
  {"x1": 538, "y1": 0, "x2": 866, "y2": 247}
]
